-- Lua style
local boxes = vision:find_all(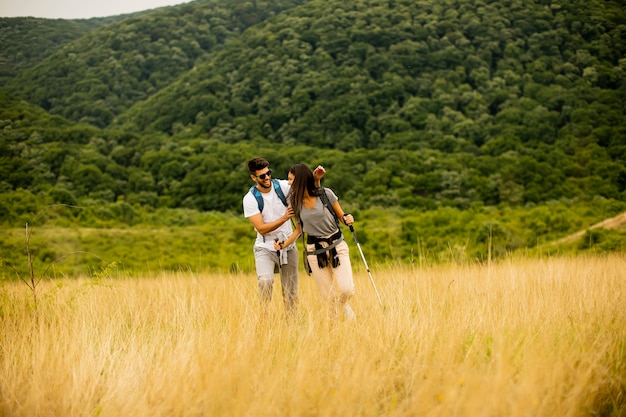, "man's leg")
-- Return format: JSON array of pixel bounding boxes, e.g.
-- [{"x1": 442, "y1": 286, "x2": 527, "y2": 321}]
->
[
  {"x1": 254, "y1": 247, "x2": 278, "y2": 314},
  {"x1": 279, "y1": 247, "x2": 299, "y2": 314}
]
